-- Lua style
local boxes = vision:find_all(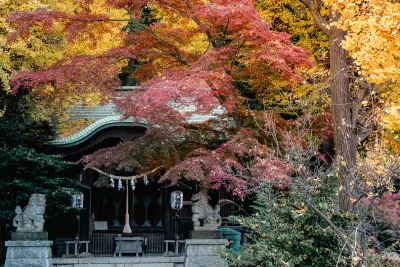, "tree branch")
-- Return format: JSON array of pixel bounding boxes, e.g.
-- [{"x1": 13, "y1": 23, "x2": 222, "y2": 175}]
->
[
  {"x1": 304, "y1": 199, "x2": 353, "y2": 252},
  {"x1": 144, "y1": 27, "x2": 190, "y2": 65},
  {"x1": 155, "y1": 0, "x2": 219, "y2": 48},
  {"x1": 299, "y1": 0, "x2": 330, "y2": 36},
  {"x1": 356, "y1": 128, "x2": 373, "y2": 144},
  {"x1": 127, "y1": 12, "x2": 190, "y2": 66},
  {"x1": 351, "y1": 80, "x2": 374, "y2": 127}
]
